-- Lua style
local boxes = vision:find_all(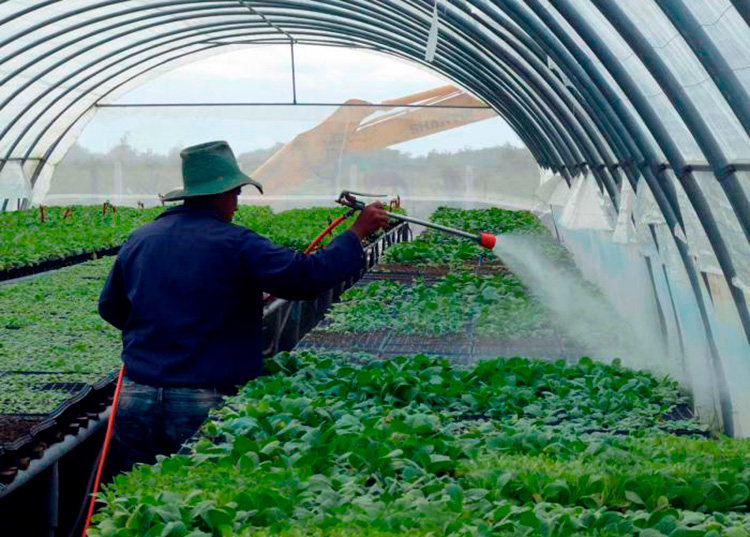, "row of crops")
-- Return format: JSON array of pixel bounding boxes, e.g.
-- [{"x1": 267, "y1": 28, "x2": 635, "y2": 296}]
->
[
  {"x1": 89, "y1": 207, "x2": 750, "y2": 537},
  {"x1": 304, "y1": 207, "x2": 576, "y2": 358},
  {"x1": 0, "y1": 206, "x2": 358, "y2": 422},
  {"x1": 0, "y1": 204, "x2": 357, "y2": 273},
  {"x1": 92, "y1": 353, "x2": 747, "y2": 537}
]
